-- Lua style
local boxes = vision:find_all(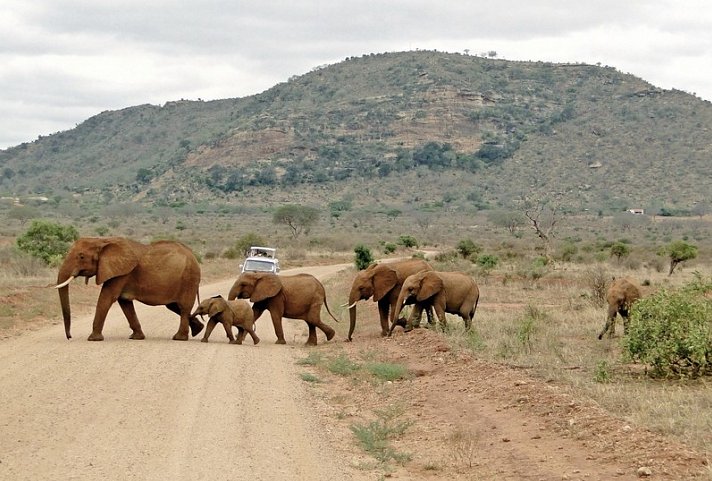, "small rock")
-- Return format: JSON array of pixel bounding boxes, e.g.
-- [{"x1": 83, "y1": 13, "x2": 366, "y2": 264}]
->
[
  {"x1": 502, "y1": 437, "x2": 511, "y2": 443},
  {"x1": 637, "y1": 466, "x2": 652, "y2": 477}
]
